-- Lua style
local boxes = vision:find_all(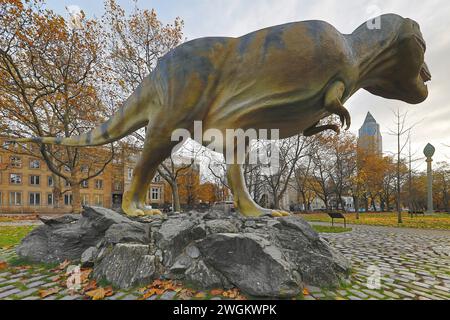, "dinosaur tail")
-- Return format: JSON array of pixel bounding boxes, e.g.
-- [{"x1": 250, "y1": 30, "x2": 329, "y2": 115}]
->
[{"x1": 12, "y1": 87, "x2": 151, "y2": 147}]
